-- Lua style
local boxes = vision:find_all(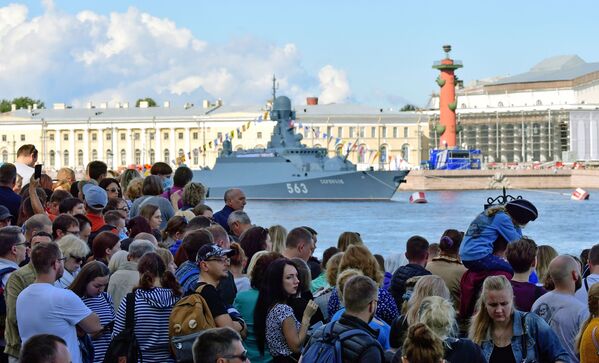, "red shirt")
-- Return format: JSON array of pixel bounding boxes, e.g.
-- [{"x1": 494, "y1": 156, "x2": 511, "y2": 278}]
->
[{"x1": 87, "y1": 213, "x2": 106, "y2": 232}]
